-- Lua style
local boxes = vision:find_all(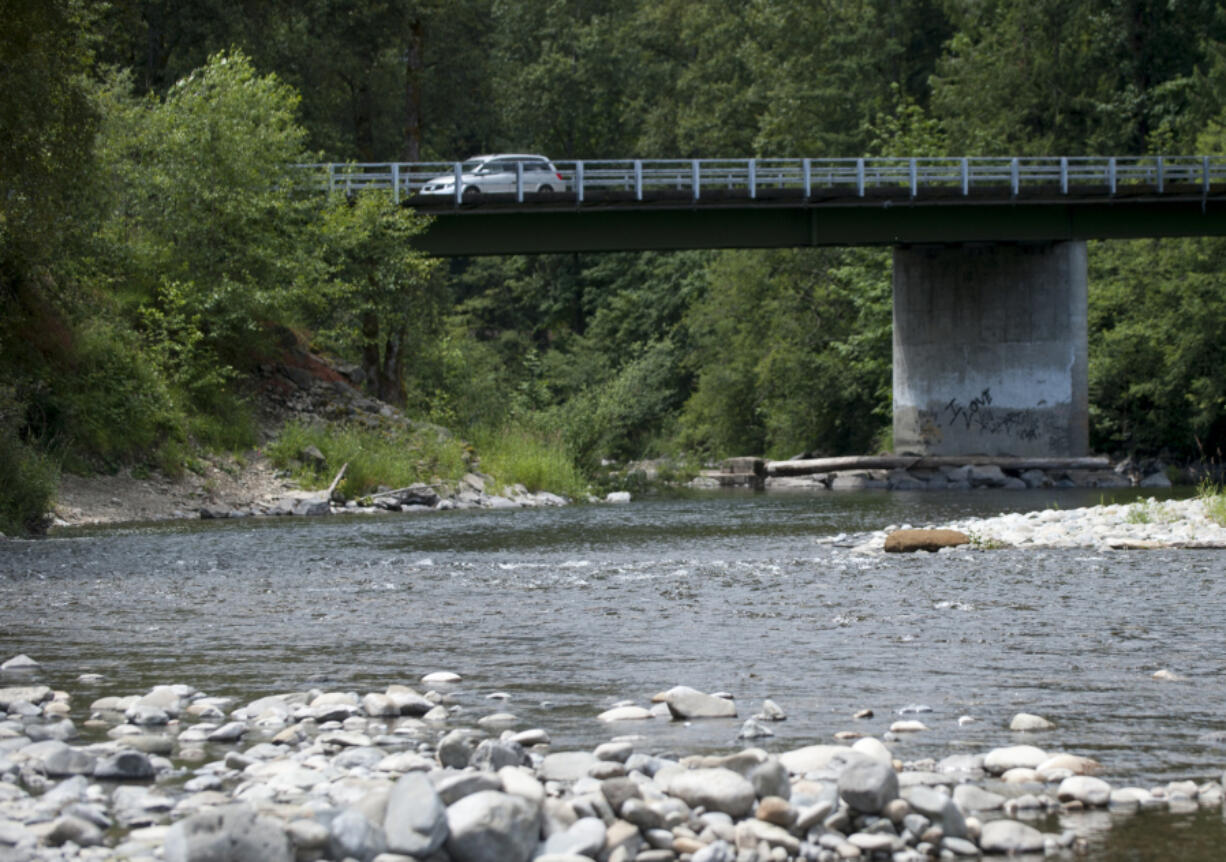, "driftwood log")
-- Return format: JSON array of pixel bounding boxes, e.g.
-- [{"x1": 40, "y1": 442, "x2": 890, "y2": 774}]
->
[{"x1": 766, "y1": 455, "x2": 1112, "y2": 477}]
